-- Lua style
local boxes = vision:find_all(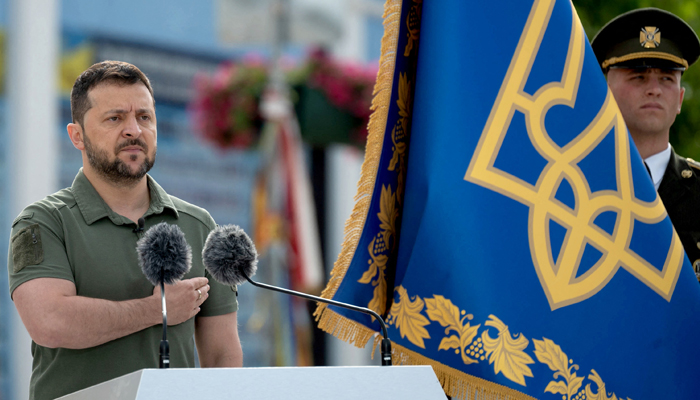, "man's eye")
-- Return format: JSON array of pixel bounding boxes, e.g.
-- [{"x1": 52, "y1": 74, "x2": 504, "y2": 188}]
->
[
  {"x1": 108, "y1": 116, "x2": 120, "y2": 122},
  {"x1": 140, "y1": 115, "x2": 151, "y2": 121}
]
